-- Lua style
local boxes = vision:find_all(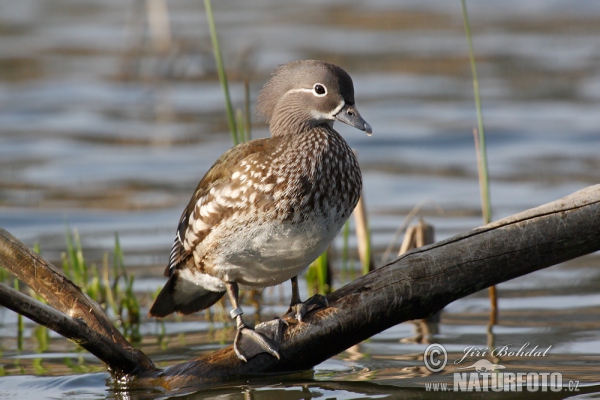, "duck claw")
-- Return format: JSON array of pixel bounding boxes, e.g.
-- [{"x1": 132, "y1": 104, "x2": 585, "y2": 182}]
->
[
  {"x1": 234, "y1": 319, "x2": 286, "y2": 362},
  {"x1": 287, "y1": 294, "x2": 329, "y2": 322}
]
